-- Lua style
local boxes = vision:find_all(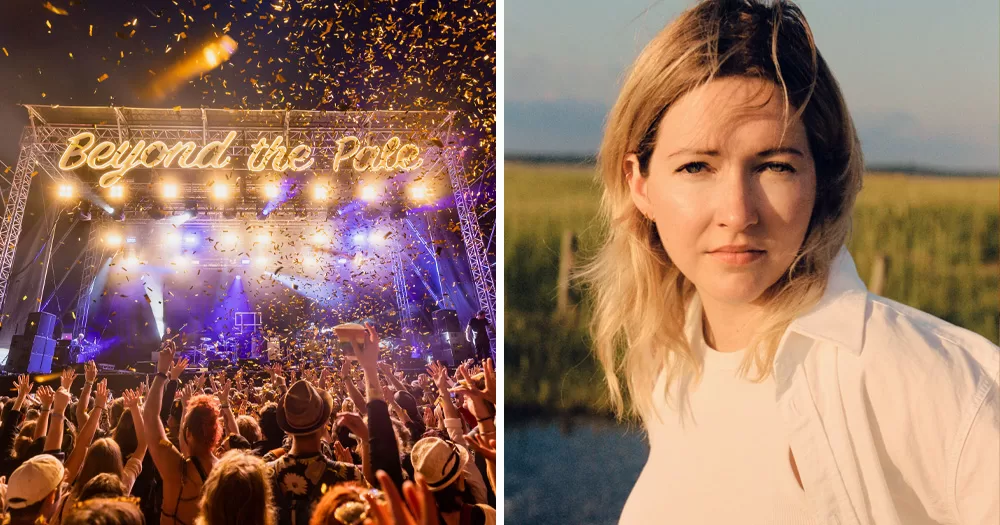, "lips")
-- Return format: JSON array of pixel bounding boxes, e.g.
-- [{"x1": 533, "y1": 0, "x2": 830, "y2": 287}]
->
[{"x1": 708, "y1": 246, "x2": 765, "y2": 265}]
